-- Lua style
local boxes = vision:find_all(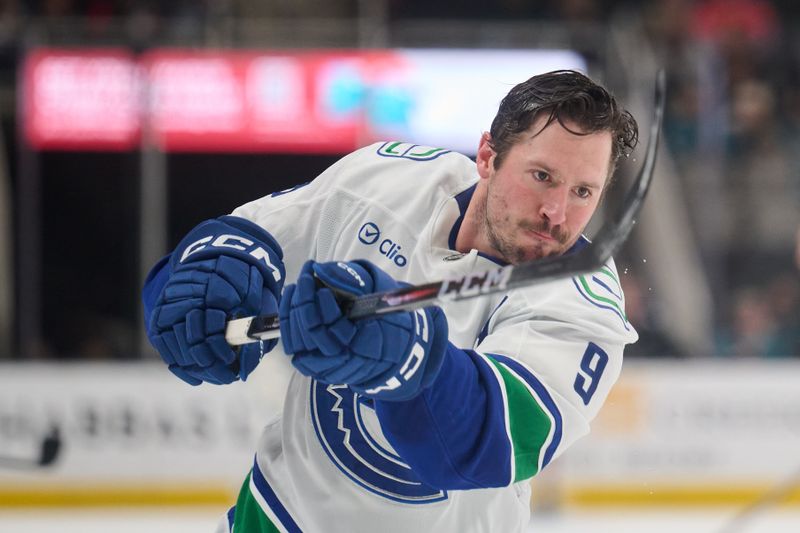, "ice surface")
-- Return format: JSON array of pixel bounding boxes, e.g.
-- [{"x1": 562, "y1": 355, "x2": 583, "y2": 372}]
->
[{"x1": 1, "y1": 508, "x2": 800, "y2": 533}]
